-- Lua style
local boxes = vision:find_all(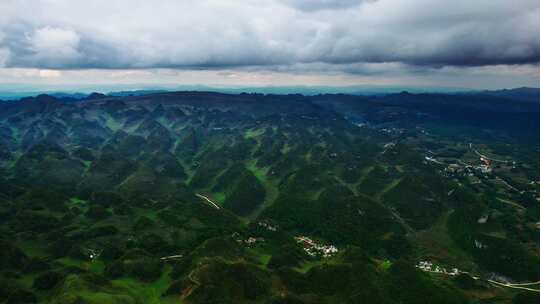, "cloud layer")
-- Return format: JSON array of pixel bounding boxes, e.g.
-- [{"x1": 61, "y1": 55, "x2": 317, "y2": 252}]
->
[
  {"x1": 0, "y1": 0, "x2": 539, "y2": 72},
  {"x1": 281, "y1": 0, "x2": 374, "y2": 11}
]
